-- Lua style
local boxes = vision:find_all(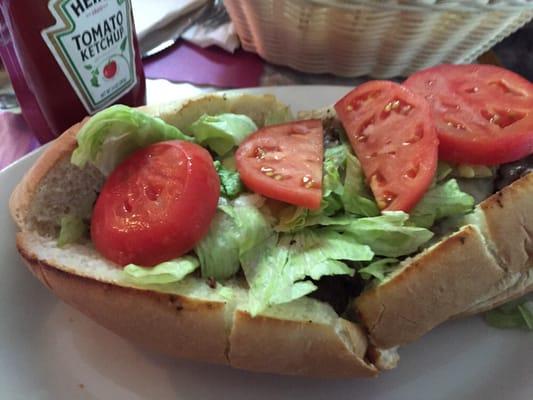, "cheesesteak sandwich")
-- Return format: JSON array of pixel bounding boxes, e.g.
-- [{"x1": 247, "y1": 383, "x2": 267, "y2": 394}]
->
[{"x1": 10, "y1": 64, "x2": 533, "y2": 378}]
